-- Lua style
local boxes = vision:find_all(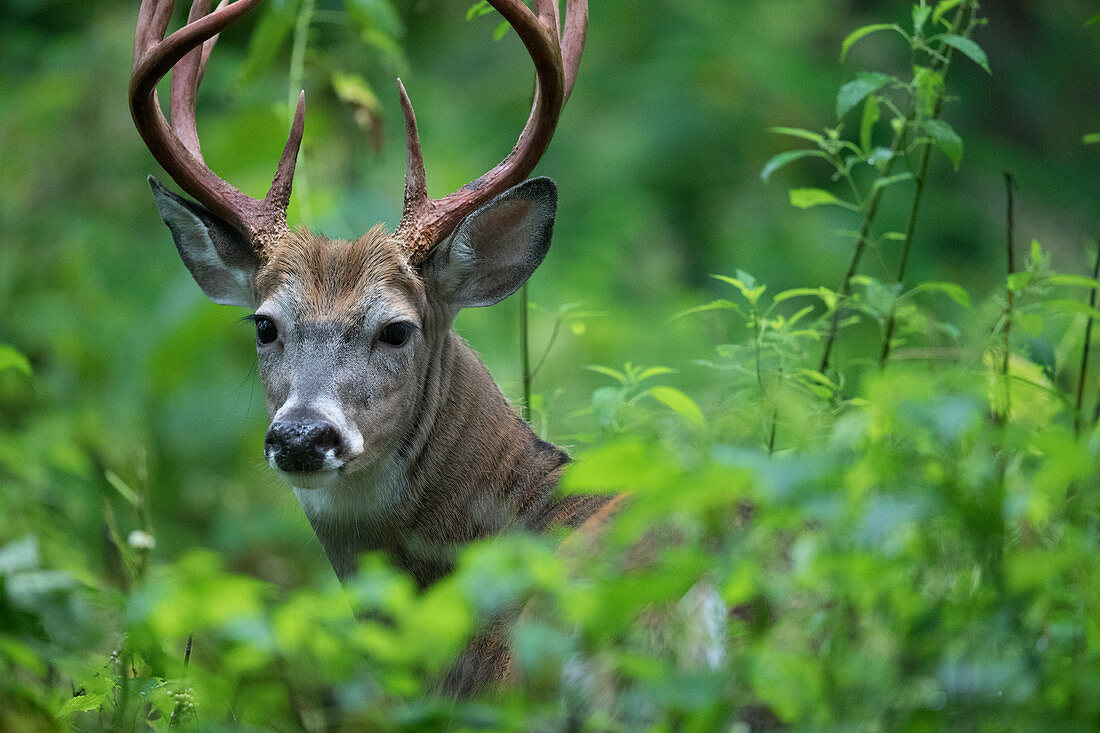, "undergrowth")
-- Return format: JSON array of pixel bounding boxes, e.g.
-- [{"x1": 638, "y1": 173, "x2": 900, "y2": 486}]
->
[{"x1": 3, "y1": 0, "x2": 1100, "y2": 730}]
